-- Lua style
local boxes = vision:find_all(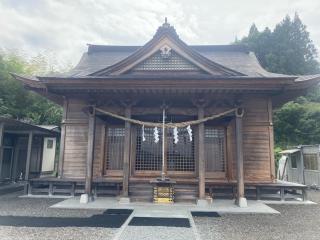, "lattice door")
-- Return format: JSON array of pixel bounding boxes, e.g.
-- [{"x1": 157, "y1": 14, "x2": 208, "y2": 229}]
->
[
  {"x1": 105, "y1": 126, "x2": 125, "y2": 176},
  {"x1": 135, "y1": 127, "x2": 162, "y2": 172},
  {"x1": 167, "y1": 127, "x2": 195, "y2": 172},
  {"x1": 204, "y1": 127, "x2": 226, "y2": 178}
]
